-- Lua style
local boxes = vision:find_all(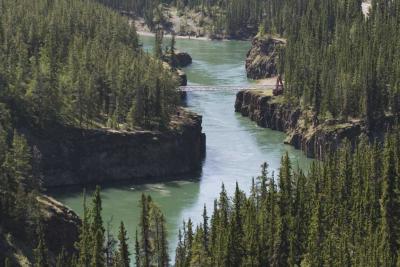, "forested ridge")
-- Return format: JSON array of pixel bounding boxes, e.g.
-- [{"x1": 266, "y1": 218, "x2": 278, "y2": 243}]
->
[
  {"x1": 0, "y1": 0, "x2": 179, "y2": 131},
  {"x1": 96, "y1": 0, "x2": 279, "y2": 38},
  {"x1": 1, "y1": 0, "x2": 400, "y2": 266},
  {"x1": 0, "y1": 0, "x2": 177, "y2": 263},
  {"x1": 4, "y1": 130, "x2": 399, "y2": 266},
  {"x1": 282, "y1": 0, "x2": 400, "y2": 128},
  {"x1": 98, "y1": 0, "x2": 400, "y2": 126},
  {"x1": 174, "y1": 133, "x2": 400, "y2": 267}
]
